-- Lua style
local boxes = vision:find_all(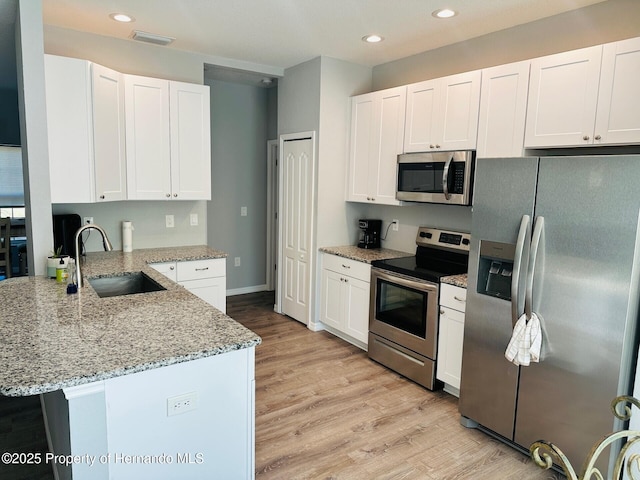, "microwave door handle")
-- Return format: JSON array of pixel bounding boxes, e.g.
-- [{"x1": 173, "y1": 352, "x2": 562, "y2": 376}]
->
[
  {"x1": 442, "y1": 156, "x2": 453, "y2": 200},
  {"x1": 511, "y1": 215, "x2": 531, "y2": 326}
]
